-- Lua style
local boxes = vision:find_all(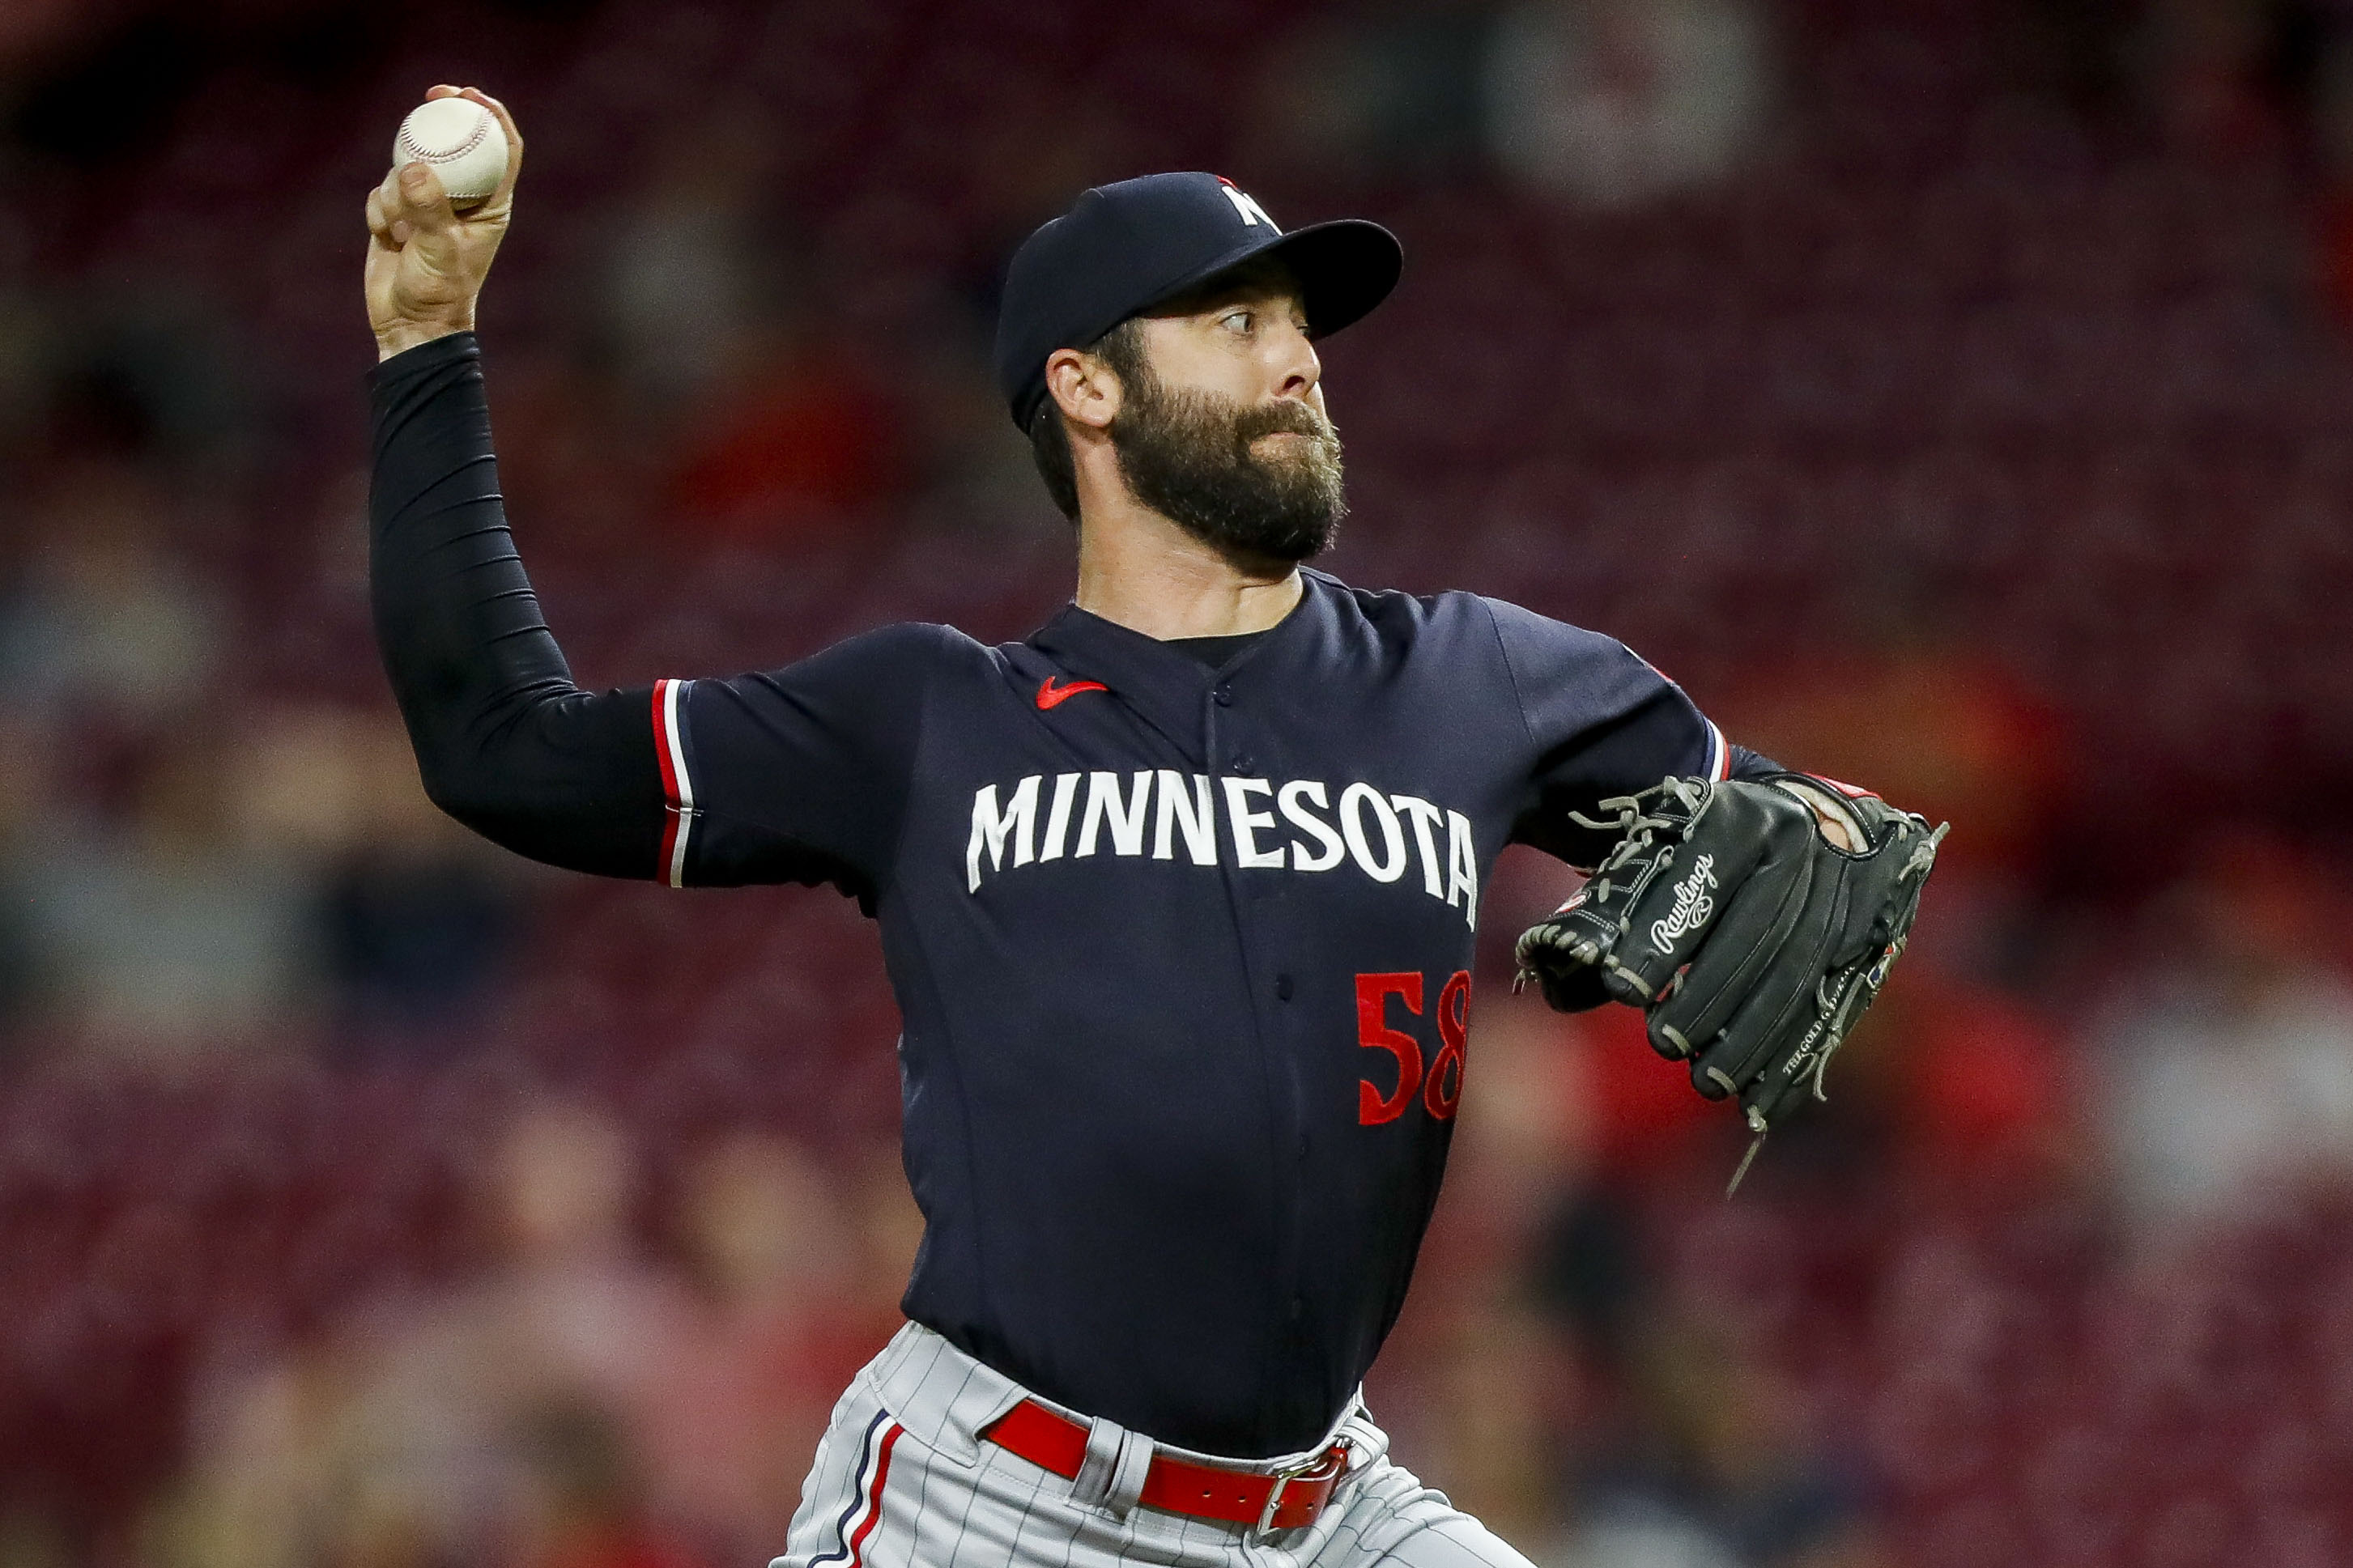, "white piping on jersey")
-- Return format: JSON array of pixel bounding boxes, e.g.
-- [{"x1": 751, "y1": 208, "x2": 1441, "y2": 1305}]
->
[
  {"x1": 656, "y1": 678, "x2": 699, "y2": 889},
  {"x1": 1704, "y1": 719, "x2": 1730, "y2": 783}
]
